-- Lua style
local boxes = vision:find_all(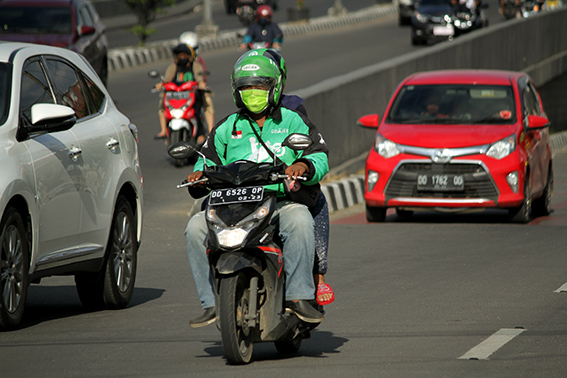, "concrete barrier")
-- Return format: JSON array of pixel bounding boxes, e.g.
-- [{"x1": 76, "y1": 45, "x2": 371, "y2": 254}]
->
[{"x1": 296, "y1": 7, "x2": 567, "y2": 168}]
